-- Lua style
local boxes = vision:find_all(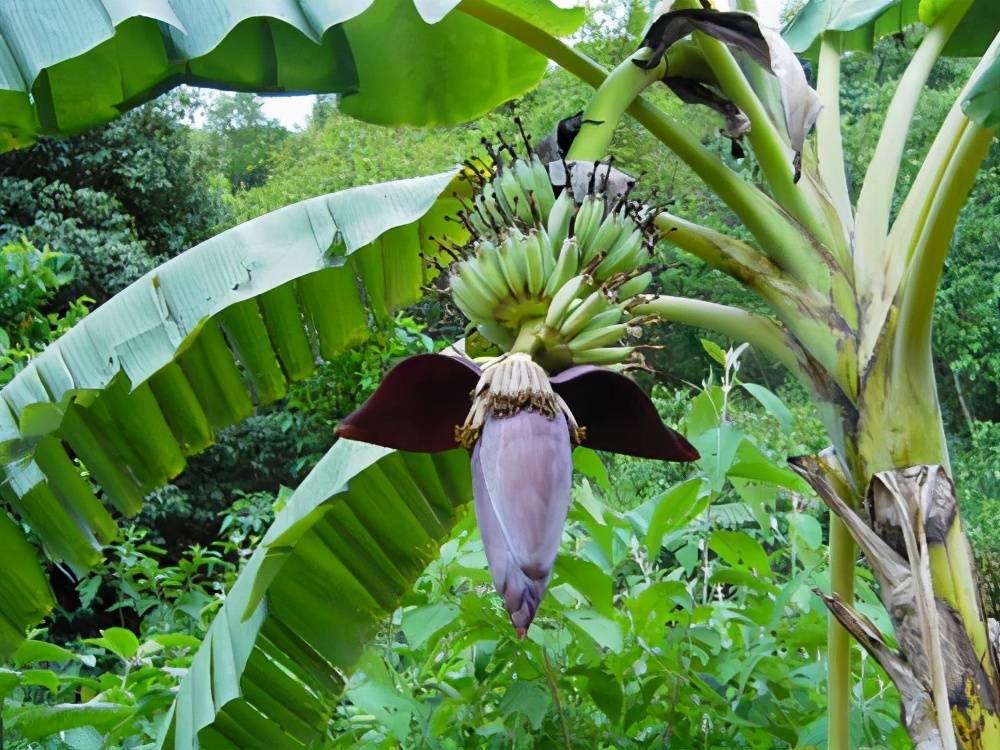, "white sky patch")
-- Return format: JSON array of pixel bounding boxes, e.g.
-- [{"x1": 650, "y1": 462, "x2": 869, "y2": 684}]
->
[
  {"x1": 250, "y1": 0, "x2": 790, "y2": 130},
  {"x1": 260, "y1": 95, "x2": 317, "y2": 130}
]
